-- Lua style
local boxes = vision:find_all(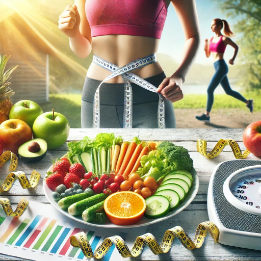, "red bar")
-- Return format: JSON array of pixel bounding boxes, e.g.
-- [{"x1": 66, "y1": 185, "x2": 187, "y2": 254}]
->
[
  {"x1": 59, "y1": 228, "x2": 81, "y2": 256},
  {"x1": 23, "y1": 217, "x2": 48, "y2": 248}
]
